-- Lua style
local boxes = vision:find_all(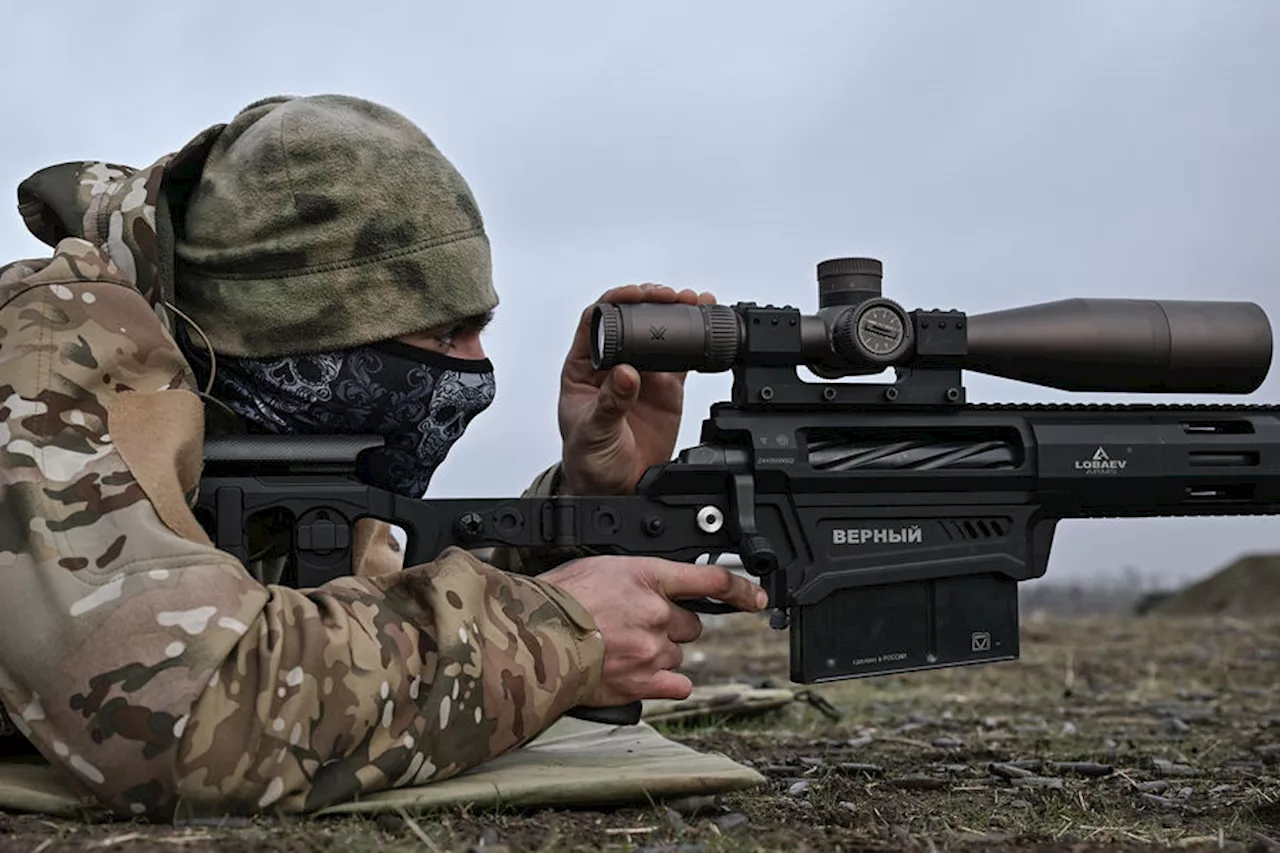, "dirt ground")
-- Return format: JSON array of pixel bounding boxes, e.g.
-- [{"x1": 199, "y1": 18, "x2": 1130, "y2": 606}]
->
[{"x1": 0, "y1": 611, "x2": 1277, "y2": 852}]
